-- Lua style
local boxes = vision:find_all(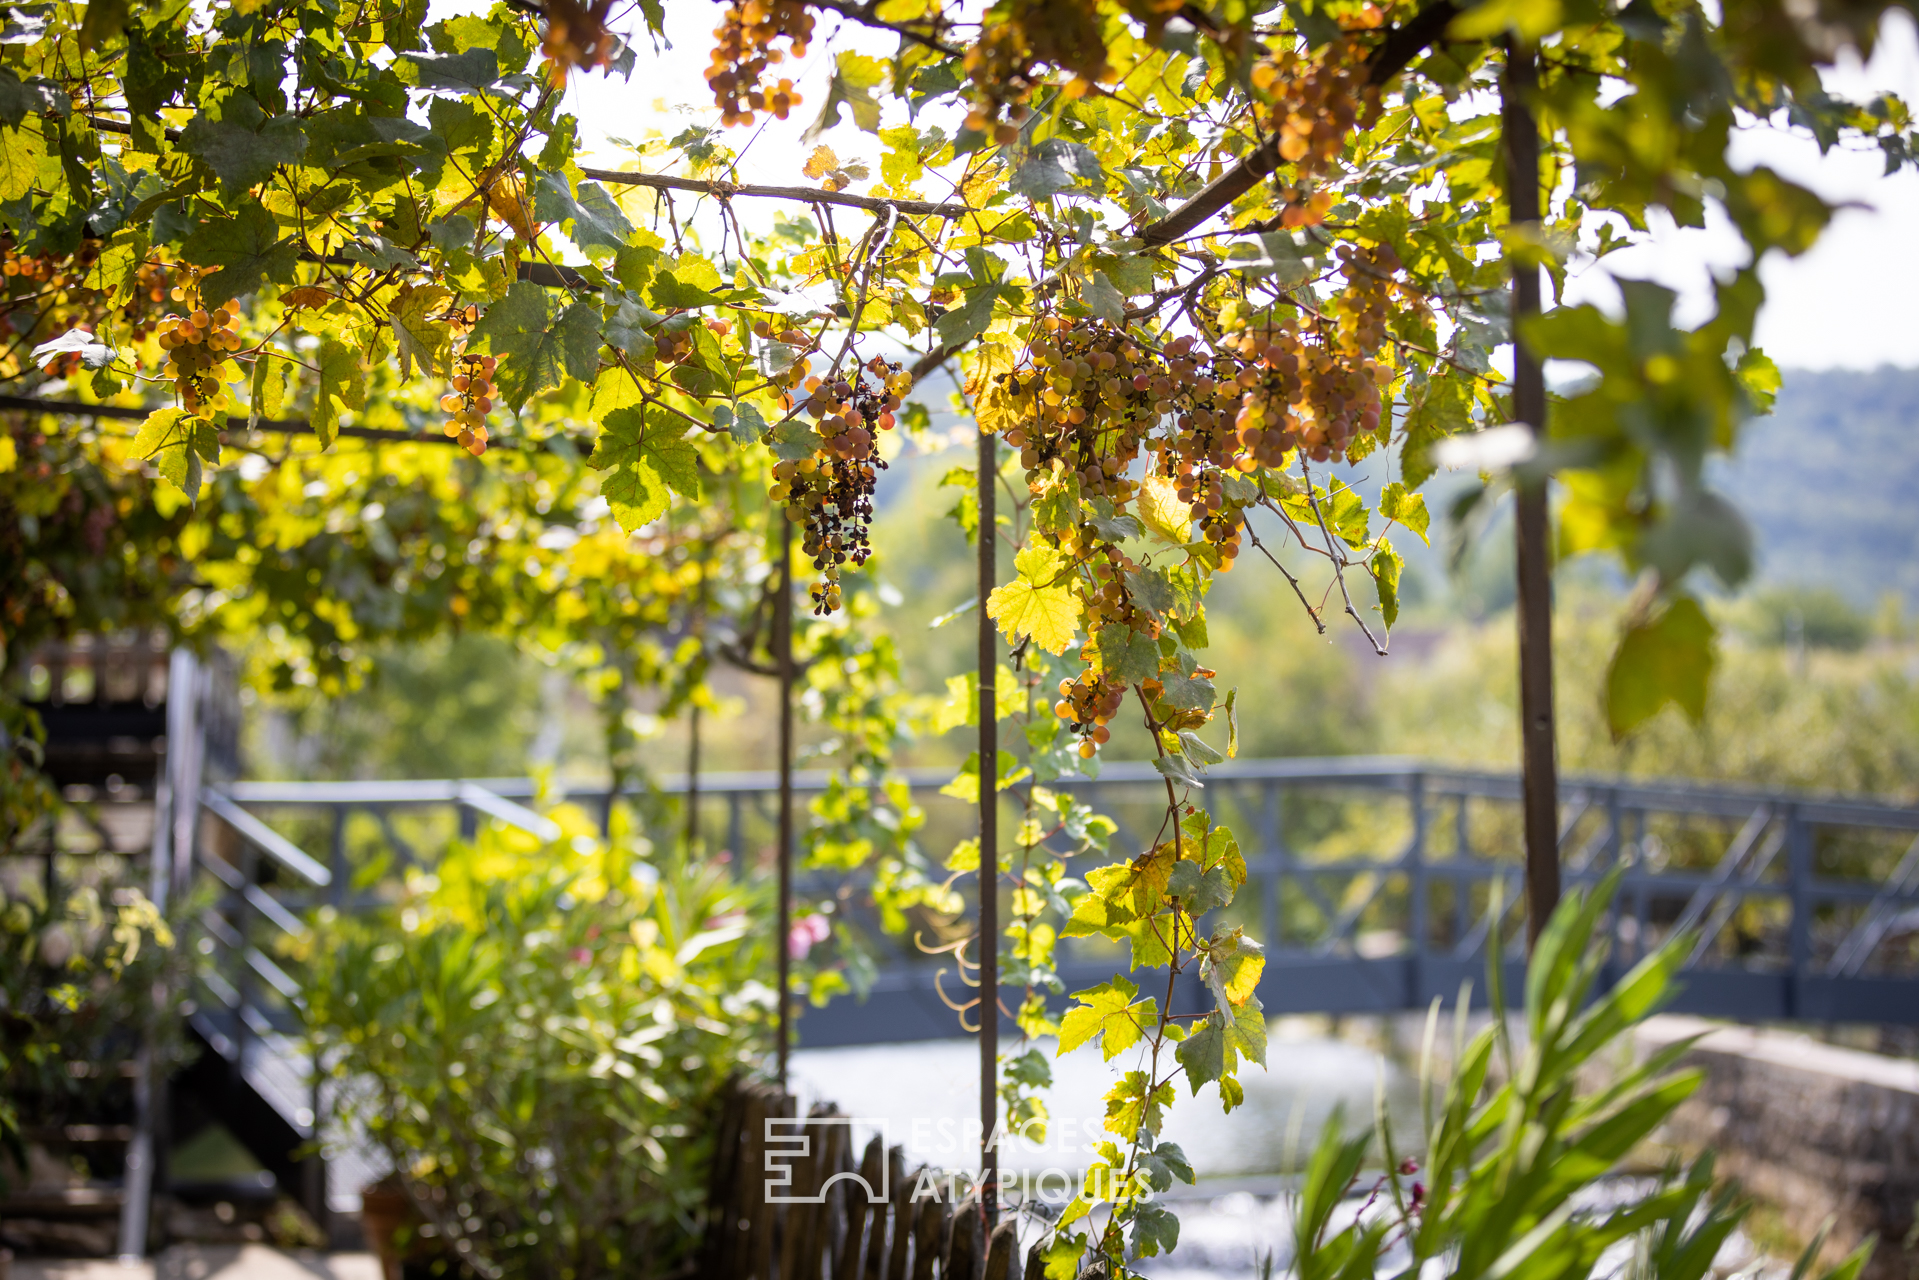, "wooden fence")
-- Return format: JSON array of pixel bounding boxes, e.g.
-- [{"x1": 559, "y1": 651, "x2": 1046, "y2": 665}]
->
[{"x1": 699, "y1": 1081, "x2": 1045, "y2": 1280}]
